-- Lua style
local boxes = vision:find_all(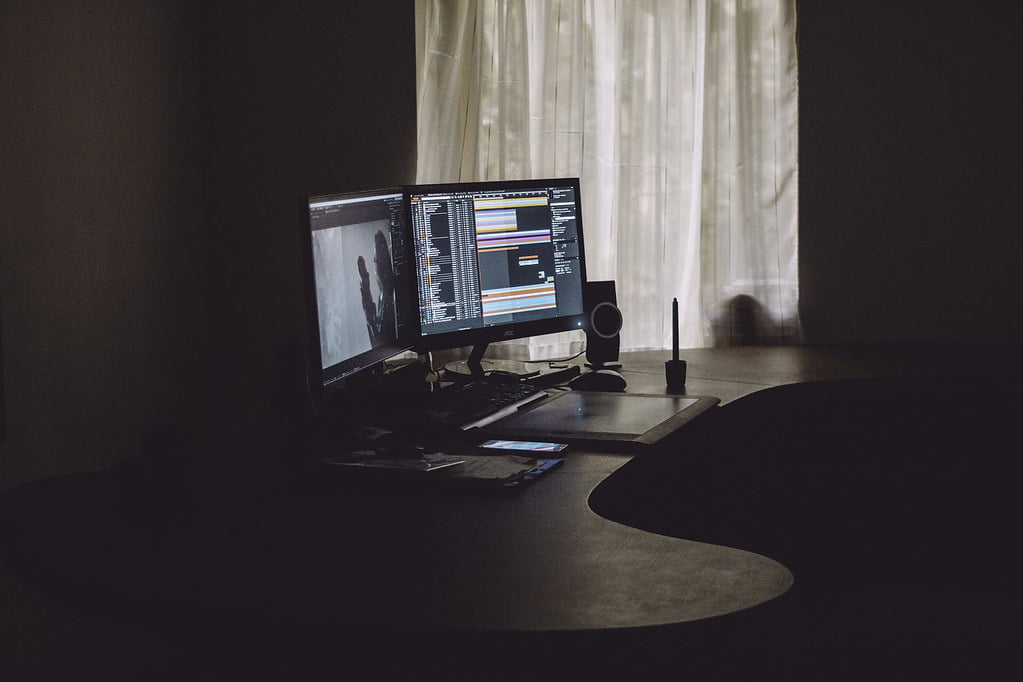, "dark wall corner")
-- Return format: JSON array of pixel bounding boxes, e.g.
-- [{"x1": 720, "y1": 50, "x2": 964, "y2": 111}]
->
[
  {"x1": 797, "y1": 2, "x2": 1023, "y2": 344},
  {"x1": 0, "y1": 0, "x2": 418, "y2": 485},
  {"x1": 1, "y1": 0, "x2": 209, "y2": 487},
  {"x1": 197, "y1": 0, "x2": 418, "y2": 427}
]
